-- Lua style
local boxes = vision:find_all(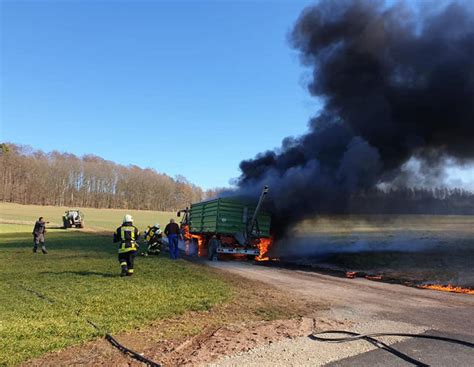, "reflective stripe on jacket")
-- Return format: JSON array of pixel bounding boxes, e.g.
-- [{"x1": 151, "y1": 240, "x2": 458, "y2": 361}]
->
[
  {"x1": 115, "y1": 224, "x2": 139, "y2": 253},
  {"x1": 145, "y1": 226, "x2": 162, "y2": 242}
]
